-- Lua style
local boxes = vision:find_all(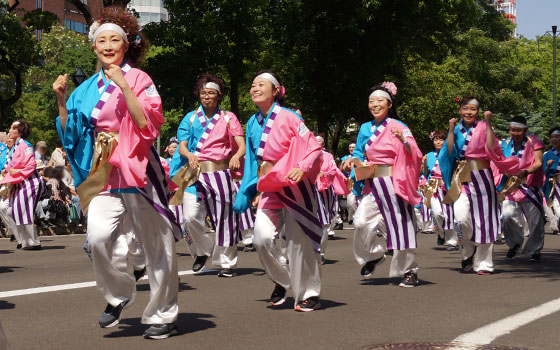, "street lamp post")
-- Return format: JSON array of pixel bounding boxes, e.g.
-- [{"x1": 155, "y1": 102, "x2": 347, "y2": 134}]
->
[
  {"x1": 71, "y1": 67, "x2": 87, "y2": 87},
  {"x1": 553, "y1": 26, "x2": 557, "y2": 125}
]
